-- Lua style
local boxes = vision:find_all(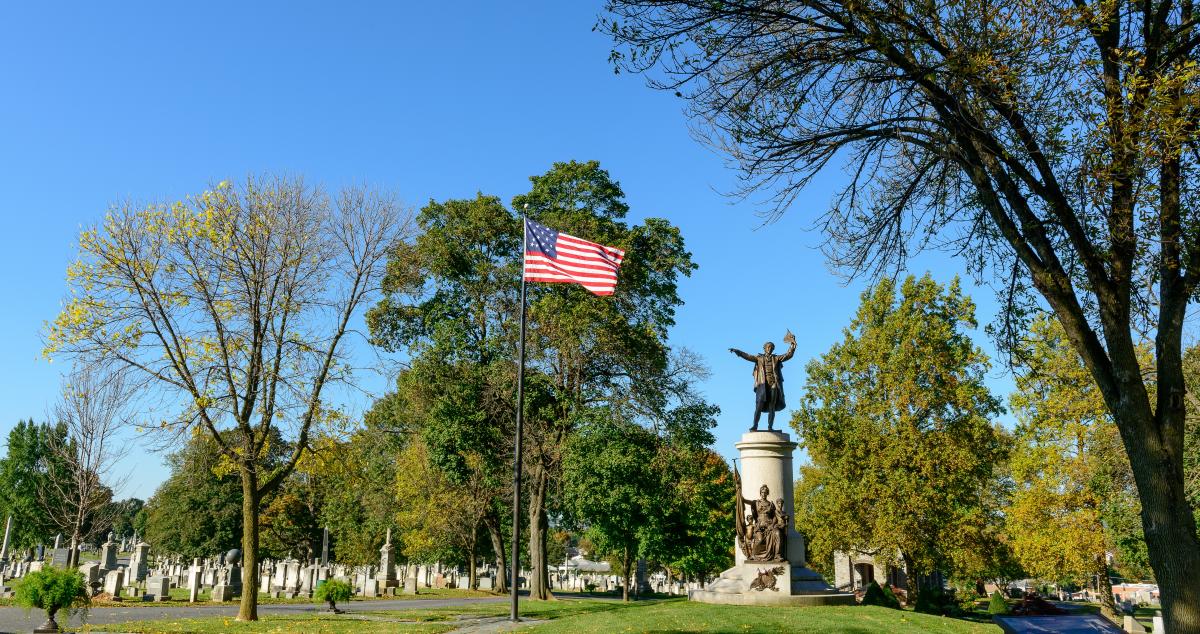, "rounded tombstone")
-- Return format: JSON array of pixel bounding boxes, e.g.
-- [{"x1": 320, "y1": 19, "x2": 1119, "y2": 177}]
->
[{"x1": 226, "y1": 549, "x2": 242, "y2": 565}]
